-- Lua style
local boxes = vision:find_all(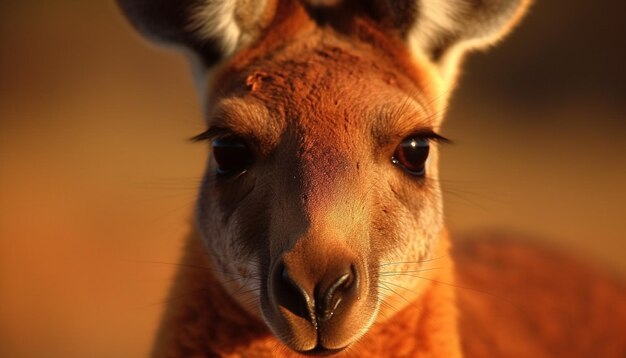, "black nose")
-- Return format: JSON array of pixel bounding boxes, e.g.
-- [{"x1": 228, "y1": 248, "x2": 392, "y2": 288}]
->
[
  {"x1": 273, "y1": 262, "x2": 358, "y2": 324},
  {"x1": 274, "y1": 263, "x2": 315, "y2": 323},
  {"x1": 314, "y1": 267, "x2": 355, "y2": 321}
]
